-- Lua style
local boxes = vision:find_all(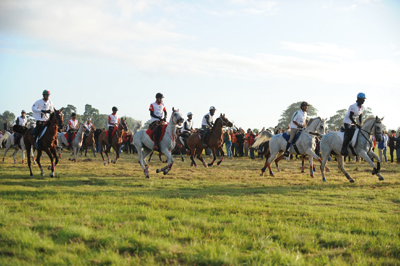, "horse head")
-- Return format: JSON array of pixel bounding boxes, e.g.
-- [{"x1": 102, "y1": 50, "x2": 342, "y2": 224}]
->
[
  {"x1": 120, "y1": 118, "x2": 128, "y2": 131},
  {"x1": 171, "y1": 108, "x2": 184, "y2": 125},
  {"x1": 220, "y1": 114, "x2": 233, "y2": 127},
  {"x1": 317, "y1": 118, "x2": 327, "y2": 136},
  {"x1": 373, "y1": 116, "x2": 384, "y2": 142},
  {"x1": 53, "y1": 108, "x2": 64, "y2": 128}
]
